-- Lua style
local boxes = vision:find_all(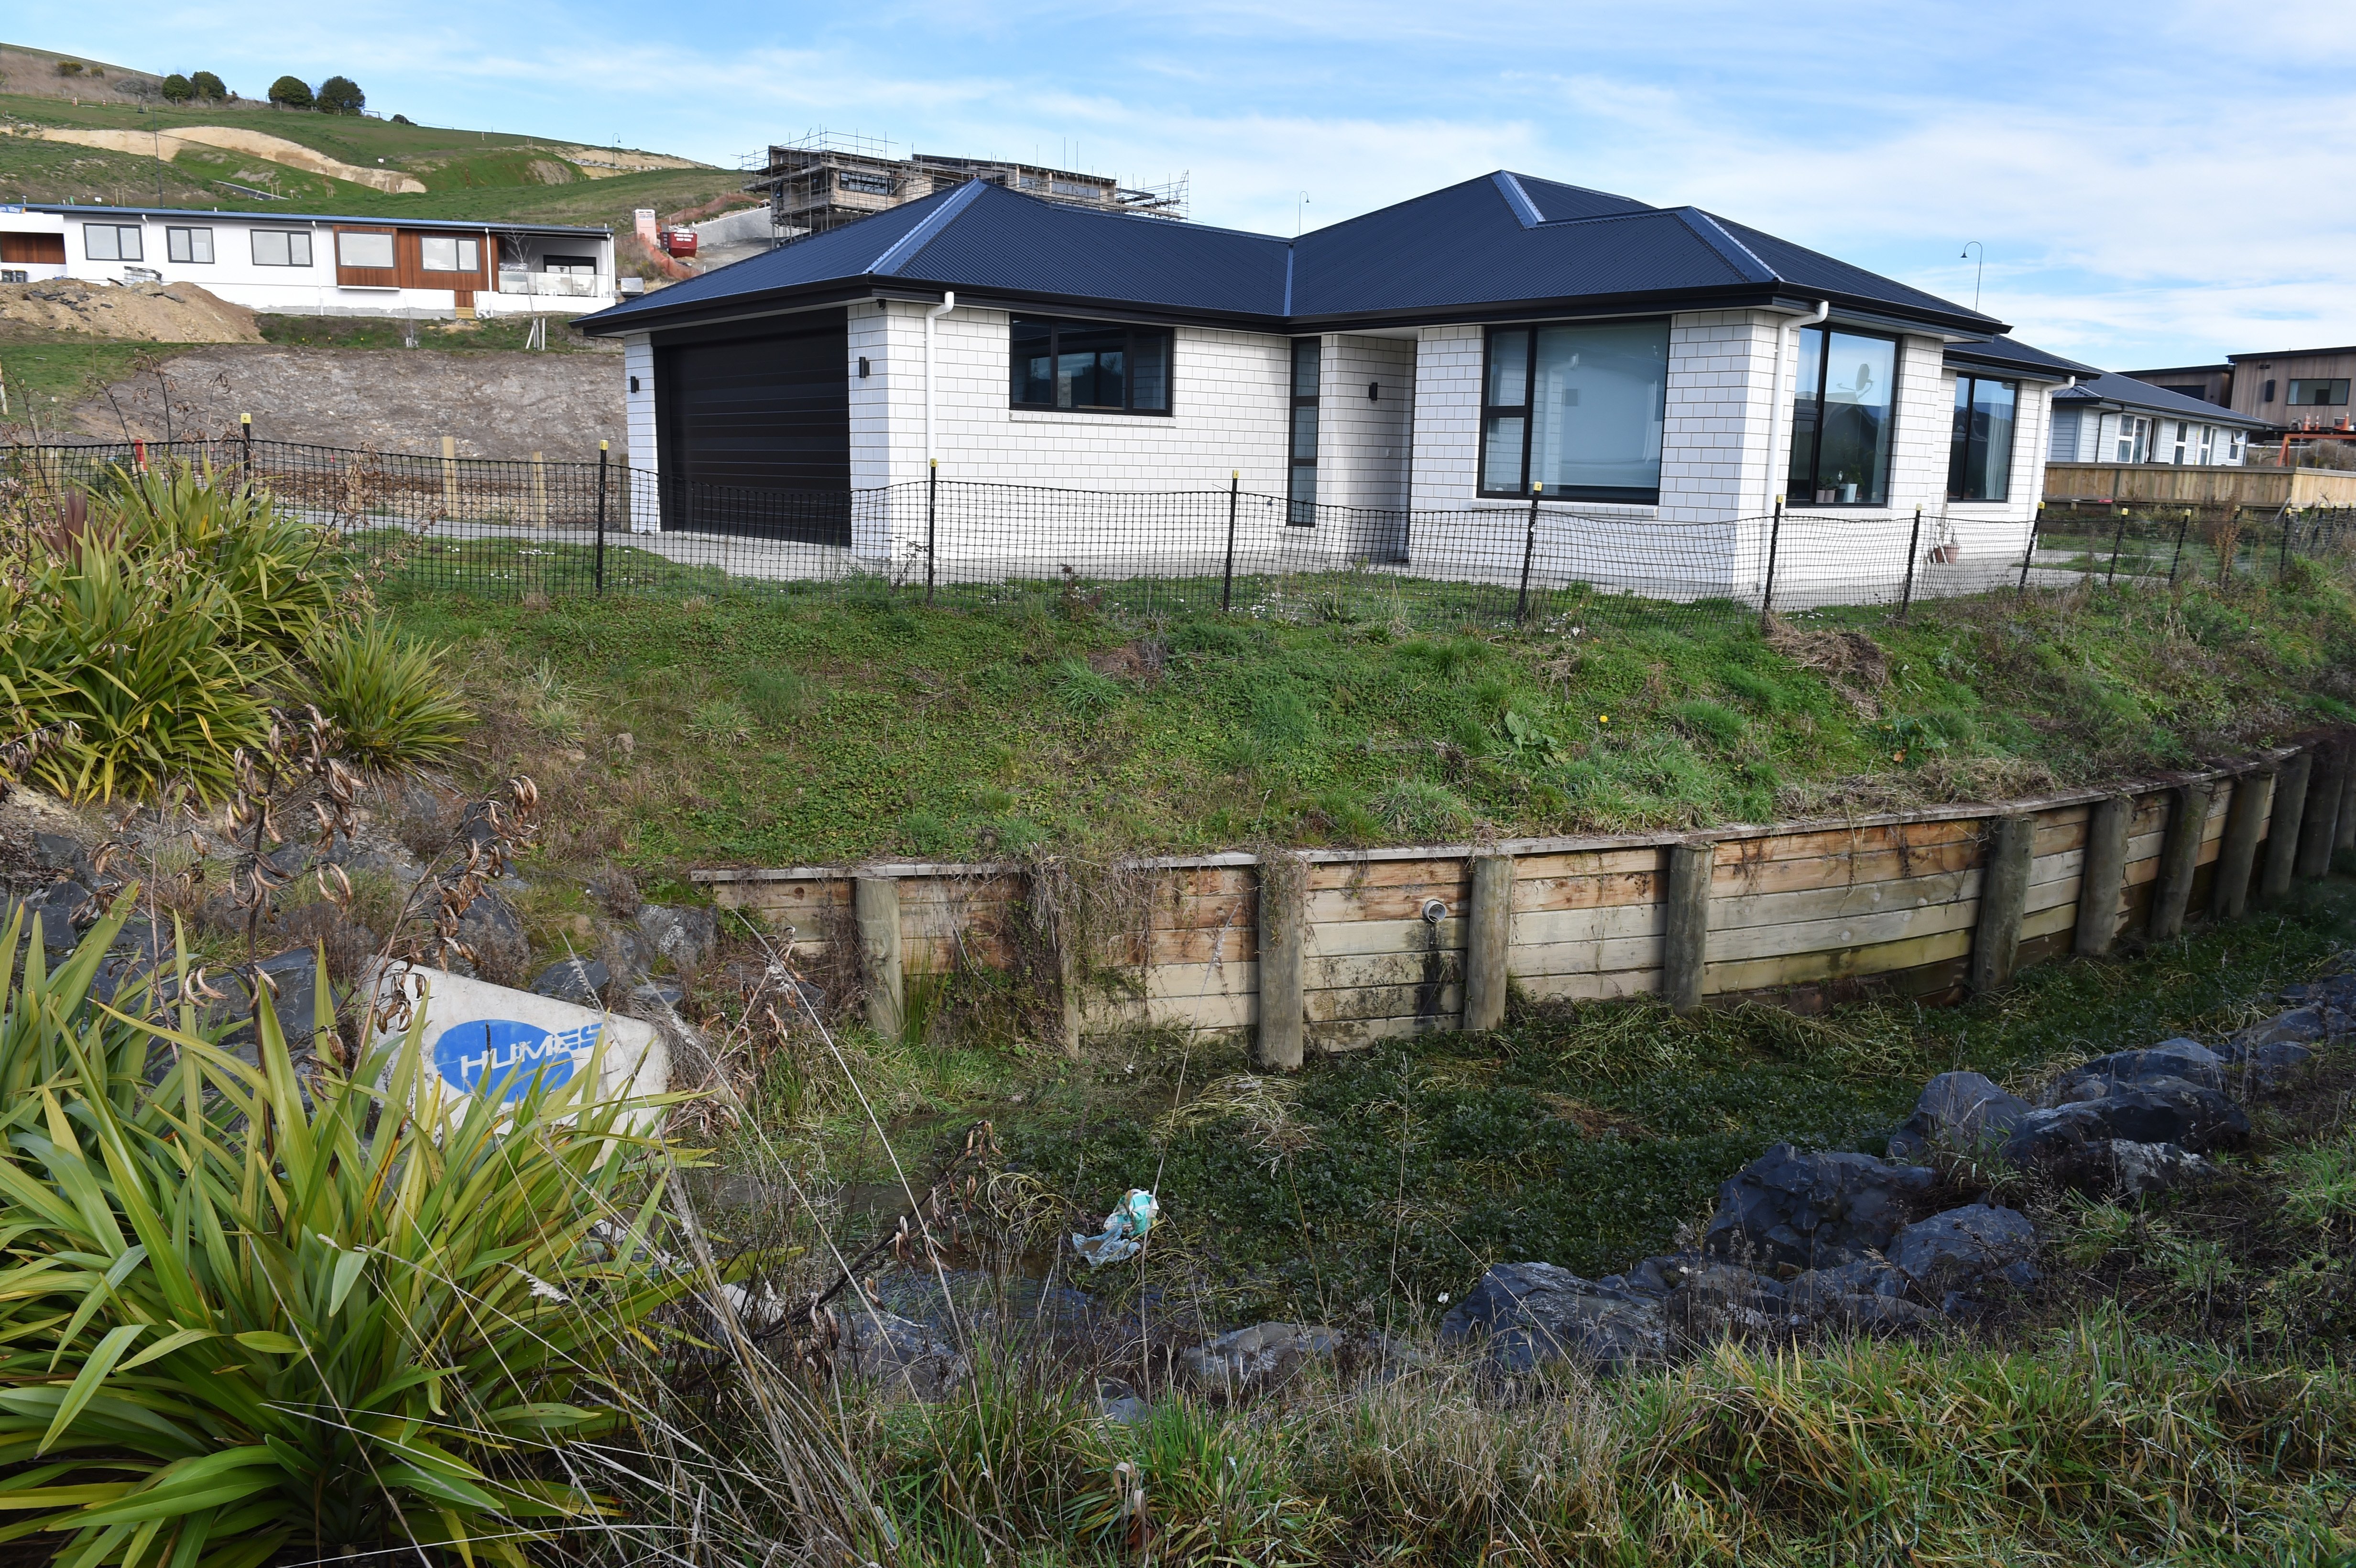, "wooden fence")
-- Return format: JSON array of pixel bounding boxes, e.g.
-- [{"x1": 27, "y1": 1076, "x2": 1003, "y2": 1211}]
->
[
  {"x1": 2044, "y1": 462, "x2": 2356, "y2": 512},
  {"x1": 695, "y1": 739, "x2": 2356, "y2": 1063}
]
